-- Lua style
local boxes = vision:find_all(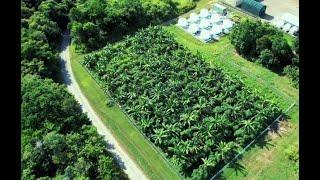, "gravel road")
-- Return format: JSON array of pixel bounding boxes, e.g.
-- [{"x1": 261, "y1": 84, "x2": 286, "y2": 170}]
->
[{"x1": 59, "y1": 33, "x2": 148, "y2": 180}]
